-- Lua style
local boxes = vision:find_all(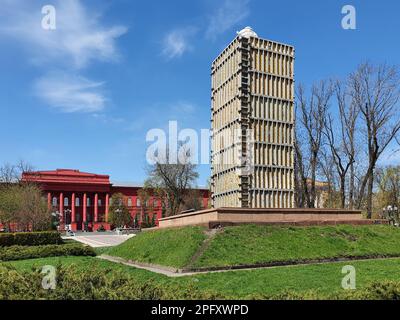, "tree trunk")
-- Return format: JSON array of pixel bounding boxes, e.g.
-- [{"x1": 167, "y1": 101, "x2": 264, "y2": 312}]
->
[
  {"x1": 356, "y1": 164, "x2": 373, "y2": 210},
  {"x1": 349, "y1": 162, "x2": 355, "y2": 209},
  {"x1": 340, "y1": 175, "x2": 346, "y2": 209},
  {"x1": 367, "y1": 168, "x2": 374, "y2": 218},
  {"x1": 309, "y1": 152, "x2": 317, "y2": 208}
]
